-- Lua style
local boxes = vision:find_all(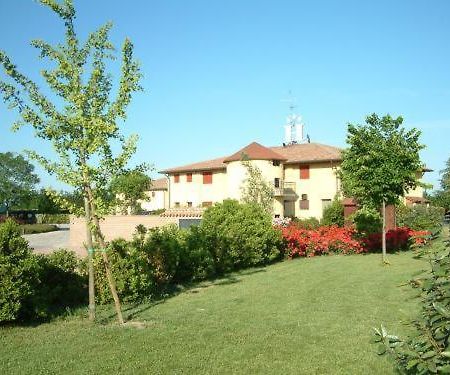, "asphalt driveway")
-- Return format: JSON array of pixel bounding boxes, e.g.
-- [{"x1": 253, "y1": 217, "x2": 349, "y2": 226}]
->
[{"x1": 23, "y1": 225, "x2": 70, "y2": 254}]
